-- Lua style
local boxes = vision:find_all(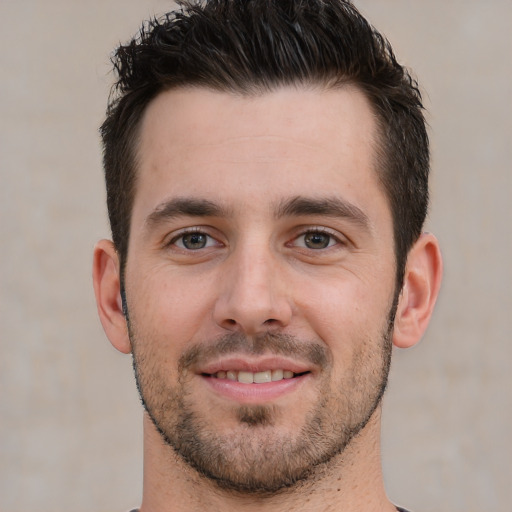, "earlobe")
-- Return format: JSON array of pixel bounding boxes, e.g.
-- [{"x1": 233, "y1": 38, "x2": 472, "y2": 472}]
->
[
  {"x1": 92, "y1": 239, "x2": 132, "y2": 354},
  {"x1": 392, "y1": 233, "x2": 443, "y2": 349}
]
